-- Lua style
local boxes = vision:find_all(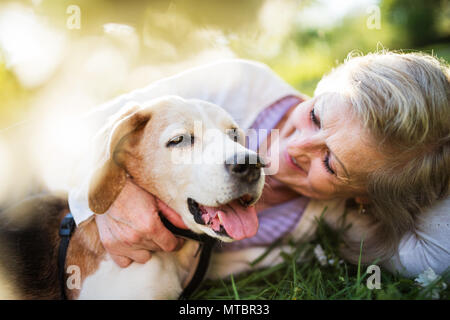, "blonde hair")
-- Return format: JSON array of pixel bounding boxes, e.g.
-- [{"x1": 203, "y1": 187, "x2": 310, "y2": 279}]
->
[{"x1": 315, "y1": 51, "x2": 450, "y2": 263}]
